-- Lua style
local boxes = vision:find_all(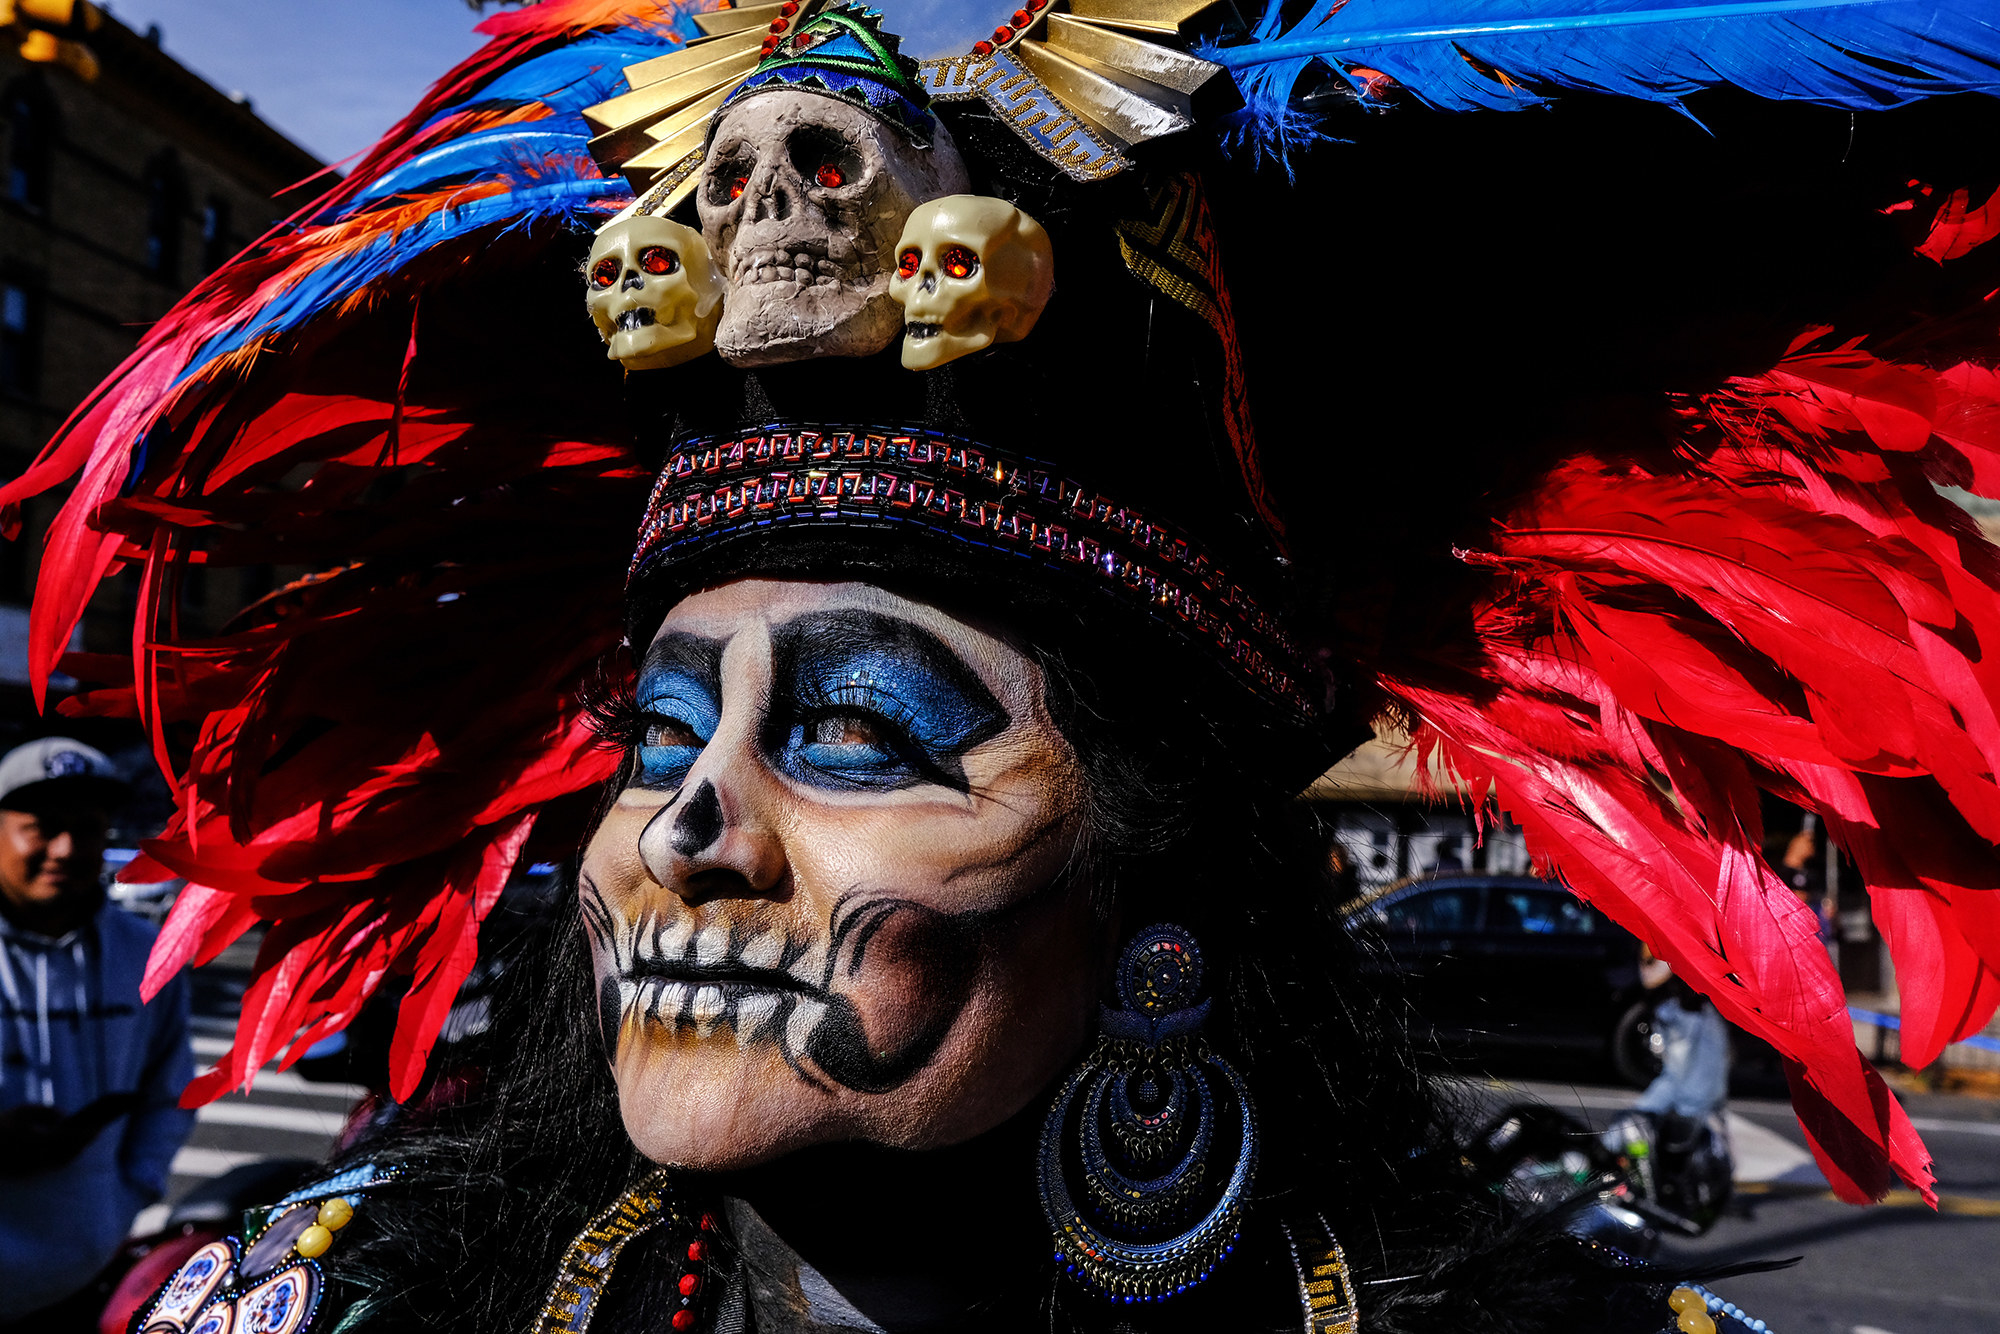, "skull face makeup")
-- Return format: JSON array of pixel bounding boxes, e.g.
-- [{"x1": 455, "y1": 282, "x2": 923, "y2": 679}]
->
[
  {"x1": 889, "y1": 195, "x2": 1056, "y2": 371},
  {"x1": 697, "y1": 89, "x2": 970, "y2": 367},
  {"x1": 580, "y1": 580, "x2": 1102, "y2": 1170},
  {"x1": 586, "y1": 215, "x2": 725, "y2": 372}
]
